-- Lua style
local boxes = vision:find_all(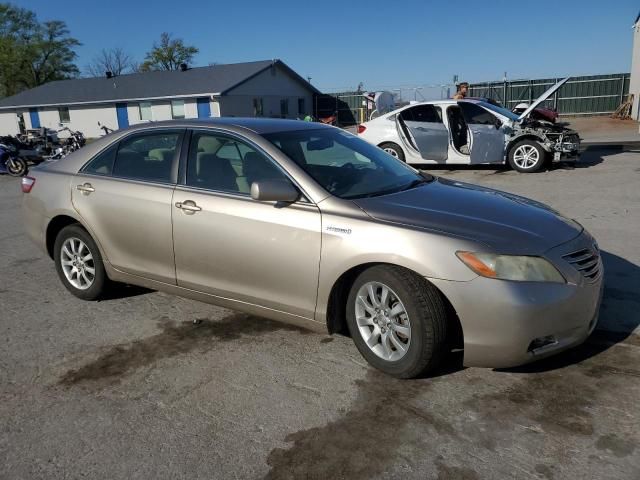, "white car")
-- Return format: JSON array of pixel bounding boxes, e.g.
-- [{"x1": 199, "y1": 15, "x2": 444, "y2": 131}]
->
[{"x1": 357, "y1": 78, "x2": 580, "y2": 173}]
